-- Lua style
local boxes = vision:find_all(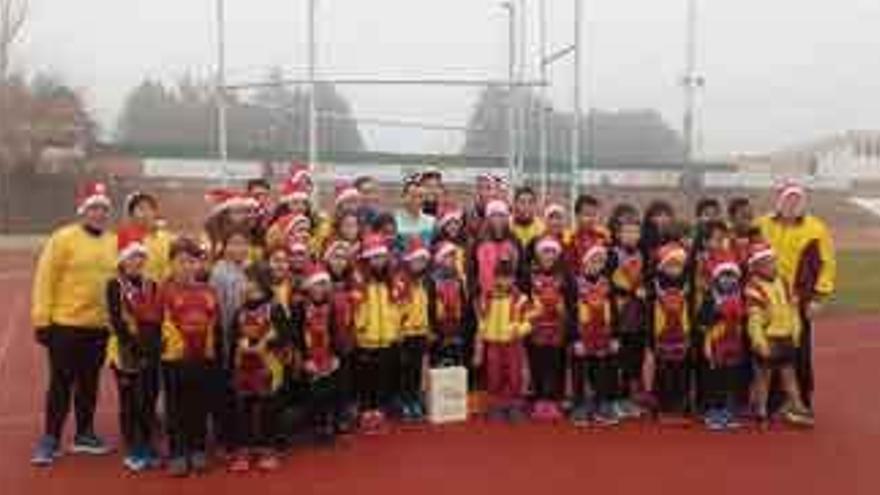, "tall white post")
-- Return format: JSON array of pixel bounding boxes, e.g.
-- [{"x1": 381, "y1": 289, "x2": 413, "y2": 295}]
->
[
  {"x1": 308, "y1": 0, "x2": 319, "y2": 196},
  {"x1": 570, "y1": 0, "x2": 582, "y2": 209},
  {"x1": 683, "y1": 0, "x2": 696, "y2": 166},
  {"x1": 215, "y1": 0, "x2": 229, "y2": 184},
  {"x1": 503, "y1": 2, "x2": 516, "y2": 189},
  {"x1": 538, "y1": 0, "x2": 549, "y2": 199}
]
